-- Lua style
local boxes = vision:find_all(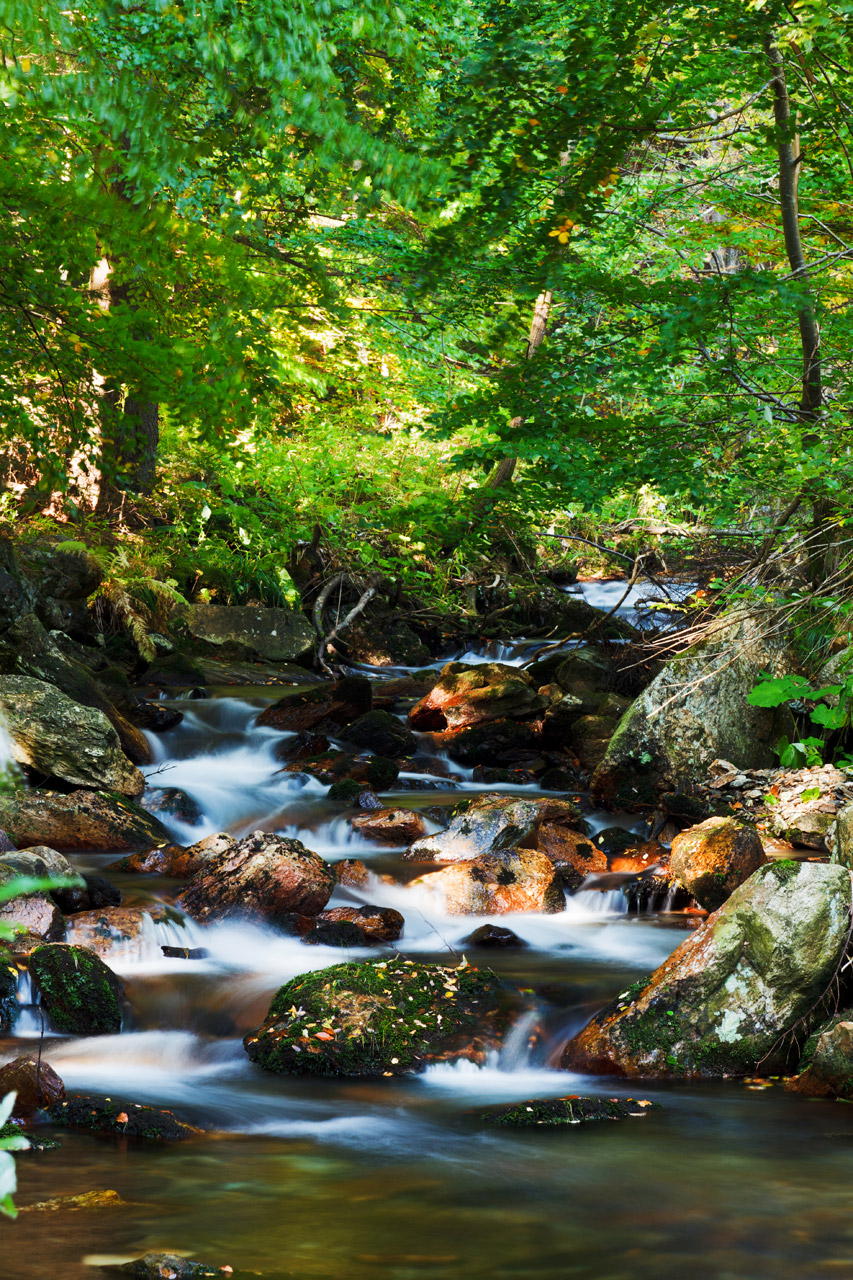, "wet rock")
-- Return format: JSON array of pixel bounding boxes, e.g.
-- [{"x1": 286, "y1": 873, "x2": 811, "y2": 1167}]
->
[
  {"x1": 161, "y1": 946, "x2": 208, "y2": 960},
  {"x1": 244, "y1": 957, "x2": 508, "y2": 1076},
  {"x1": 670, "y1": 816, "x2": 766, "y2": 911},
  {"x1": 786, "y1": 1014, "x2": 853, "y2": 1099},
  {"x1": 409, "y1": 662, "x2": 547, "y2": 731},
  {"x1": 478, "y1": 1095, "x2": 661, "y2": 1127},
  {"x1": 365, "y1": 756, "x2": 400, "y2": 790},
  {"x1": 65, "y1": 906, "x2": 174, "y2": 961},
  {"x1": 29, "y1": 942, "x2": 124, "y2": 1036},
  {"x1": 538, "y1": 766, "x2": 583, "y2": 792},
  {"x1": 435, "y1": 719, "x2": 537, "y2": 765},
  {"x1": 344, "y1": 709, "x2": 417, "y2": 757},
  {"x1": 592, "y1": 827, "x2": 642, "y2": 857},
  {"x1": 0, "y1": 878, "x2": 64, "y2": 942},
  {"x1": 471, "y1": 765, "x2": 536, "y2": 785},
  {"x1": 0, "y1": 828, "x2": 16, "y2": 853},
  {"x1": 274, "y1": 729, "x2": 331, "y2": 762},
  {"x1": 563, "y1": 861, "x2": 852, "y2": 1077},
  {"x1": 315, "y1": 905, "x2": 404, "y2": 943},
  {"x1": 0, "y1": 1055, "x2": 65, "y2": 1117},
  {"x1": 771, "y1": 806, "x2": 837, "y2": 850},
  {"x1": 351, "y1": 807, "x2": 427, "y2": 846},
  {"x1": 327, "y1": 779, "x2": 381, "y2": 806},
  {"x1": 832, "y1": 798, "x2": 853, "y2": 869},
  {"x1": 47, "y1": 1095, "x2": 200, "y2": 1140},
  {"x1": 410, "y1": 847, "x2": 565, "y2": 915},
  {"x1": 121, "y1": 832, "x2": 231, "y2": 879},
  {"x1": 185, "y1": 603, "x2": 314, "y2": 662},
  {"x1": 0, "y1": 844, "x2": 86, "y2": 914},
  {"x1": 344, "y1": 616, "x2": 431, "y2": 667},
  {"x1": 591, "y1": 612, "x2": 794, "y2": 809},
  {"x1": 0, "y1": 676, "x2": 145, "y2": 795},
  {"x1": 571, "y1": 695, "x2": 631, "y2": 771},
  {"x1": 177, "y1": 830, "x2": 336, "y2": 925},
  {"x1": 139, "y1": 788, "x2": 205, "y2": 828},
  {"x1": 302, "y1": 919, "x2": 369, "y2": 947},
  {"x1": 129, "y1": 701, "x2": 184, "y2": 733},
  {"x1": 536, "y1": 825, "x2": 605, "y2": 878},
  {"x1": 142, "y1": 652, "x2": 208, "y2": 688},
  {"x1": 0, "y1": 789, "x2": 171, "y2": 852},
  {"x1": 21, "y1": 1189, "x2": 127, "y2": 1213},
  {"x1": 105, "y1": 1254, "x2": 236, "y2": 1278},
  {"x1": 406, "y1": 794, "x2": 585, "y2": 863},
  {"x1": 335, "y1": 859, "x2": 370, "y2": 887},
  {"x1": 257, "y1": 676, "x2": 372, "y2": 733},
  {"x1": 461, "y1": 924, "x2": 527, "y2": 950},
  {"x1": 0, "y1": 955, "x2": 19, "y2": 1030}
]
